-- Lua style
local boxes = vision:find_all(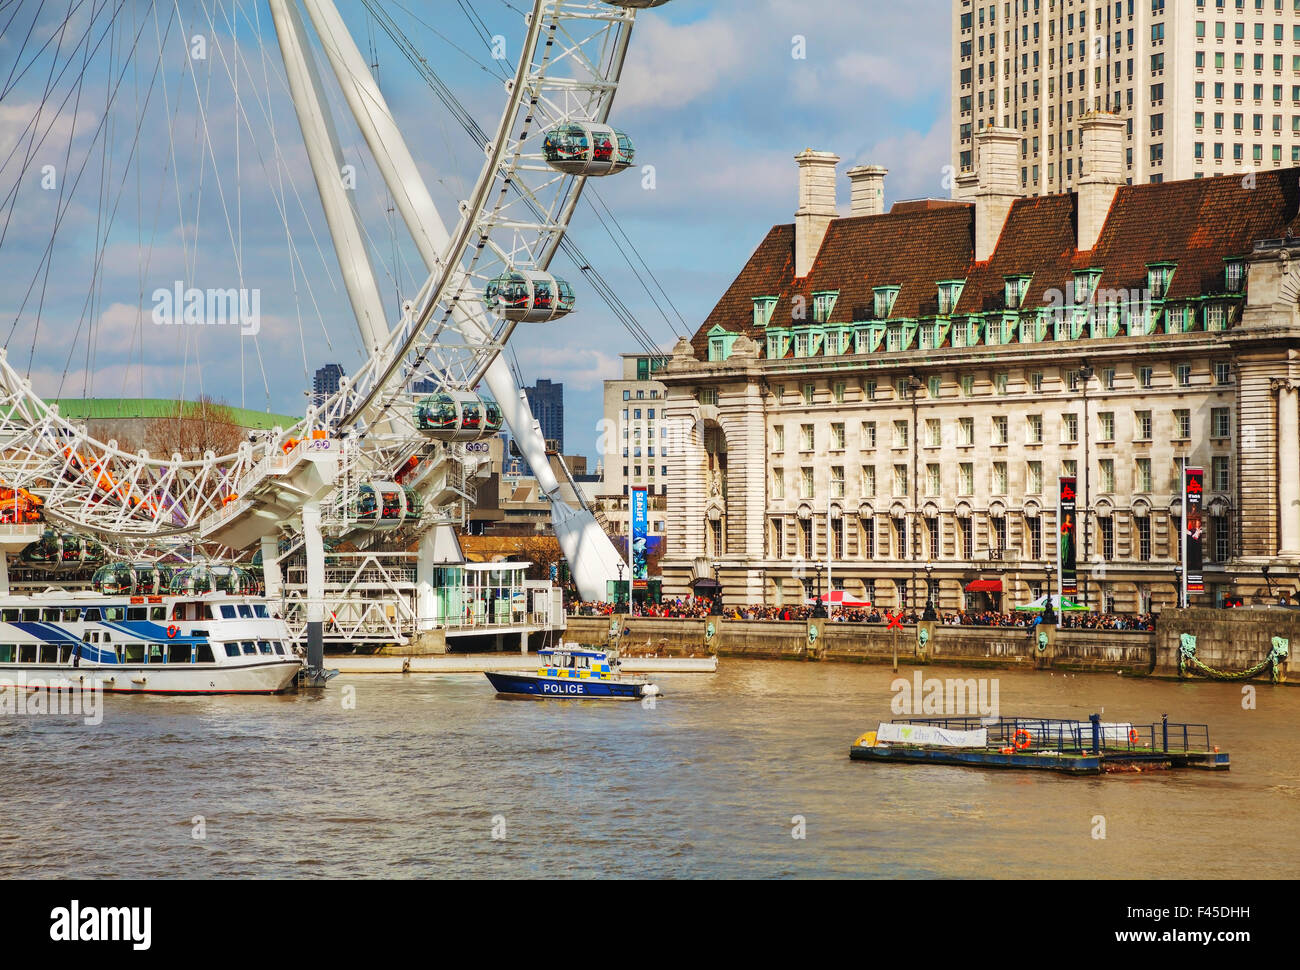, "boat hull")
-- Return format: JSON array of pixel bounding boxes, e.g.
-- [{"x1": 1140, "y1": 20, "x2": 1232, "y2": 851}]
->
[
  {"x1": 0, "y1": 659, "x2": 303, "y2": 695},
  {"x1": 484, "y1": 670, "x2": 651, "y2": 700}
]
